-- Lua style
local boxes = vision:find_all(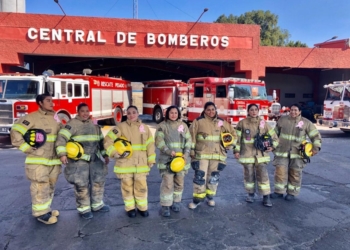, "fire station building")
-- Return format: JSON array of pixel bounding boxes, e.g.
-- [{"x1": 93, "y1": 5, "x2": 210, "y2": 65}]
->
[{"x1": 1, "y1": 11, "x2": 350, "y2": 112}]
